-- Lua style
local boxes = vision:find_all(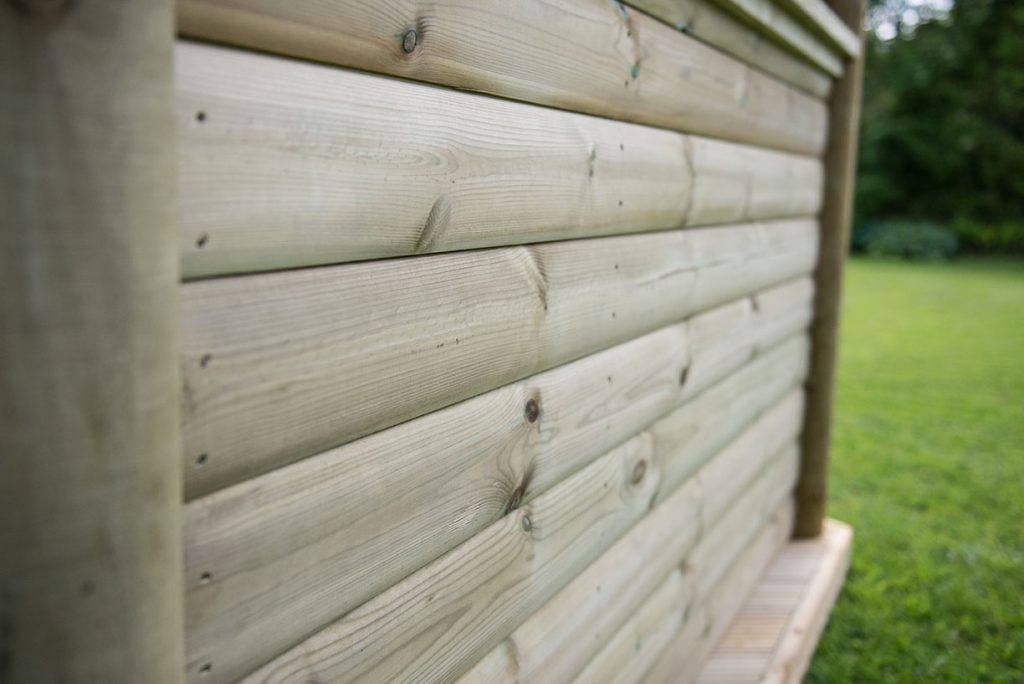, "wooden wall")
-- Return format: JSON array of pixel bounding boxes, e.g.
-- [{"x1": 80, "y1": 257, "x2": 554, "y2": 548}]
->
[
  {"x1": 169, "y1": 0, "x2": 859, "y2": 682},
  {"x1": 0, "y1": 0, "x2": 860, "y2": 682}
]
